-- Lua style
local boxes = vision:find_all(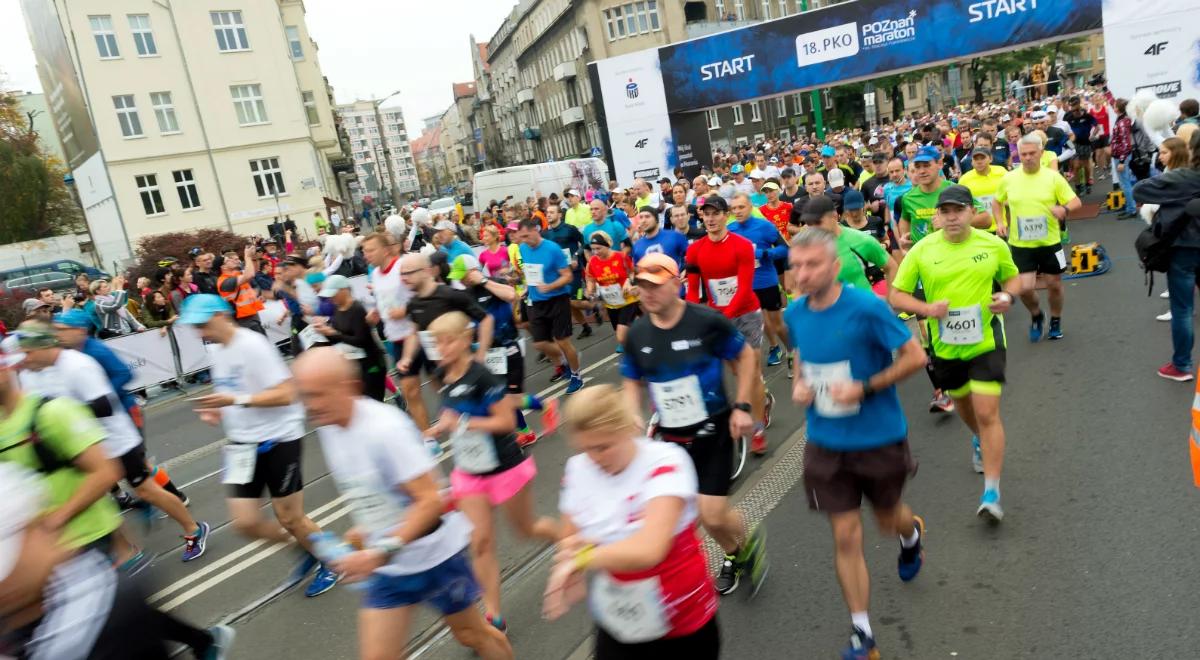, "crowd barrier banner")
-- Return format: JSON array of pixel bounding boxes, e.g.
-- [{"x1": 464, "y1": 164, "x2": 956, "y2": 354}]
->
[
  {"x1": 170, "y1": 323, "x2": 213, "y2": 376},
  {"x1": 1102, "y1": 0, "x2": 1200, "y2": 100},
  {"x1": 259, "y1": 300, "x2": 292, "y2": 345},
  {"x1": 103, "y1": 330, "x2": 178, "y2": 391}
]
